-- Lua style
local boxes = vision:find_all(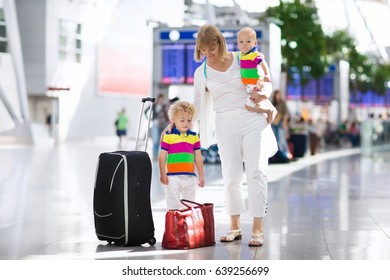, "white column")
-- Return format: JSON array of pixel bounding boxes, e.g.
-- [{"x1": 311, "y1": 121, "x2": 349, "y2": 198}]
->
[{"x1": 3, "y1": 0, "x2": 30, "y2": 121}]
